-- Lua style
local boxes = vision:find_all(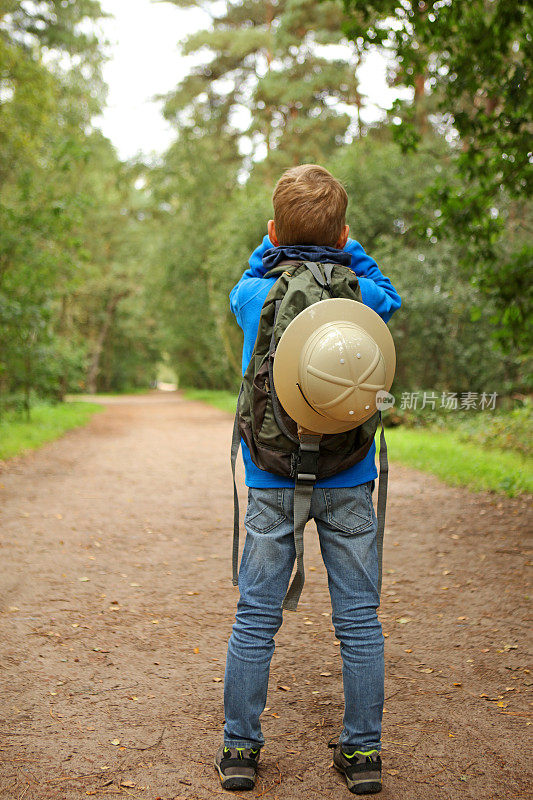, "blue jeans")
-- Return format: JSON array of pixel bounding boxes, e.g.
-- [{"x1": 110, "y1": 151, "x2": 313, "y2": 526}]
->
[{"x1": 223, "y1": 481, "x2": 384, "y2": 752}]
